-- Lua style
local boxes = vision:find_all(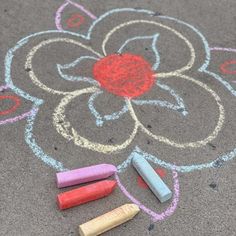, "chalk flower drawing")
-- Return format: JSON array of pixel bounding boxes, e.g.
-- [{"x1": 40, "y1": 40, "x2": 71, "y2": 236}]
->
[{"x1": 3, "y1": 2, "x2": 236, "y2": 222}]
